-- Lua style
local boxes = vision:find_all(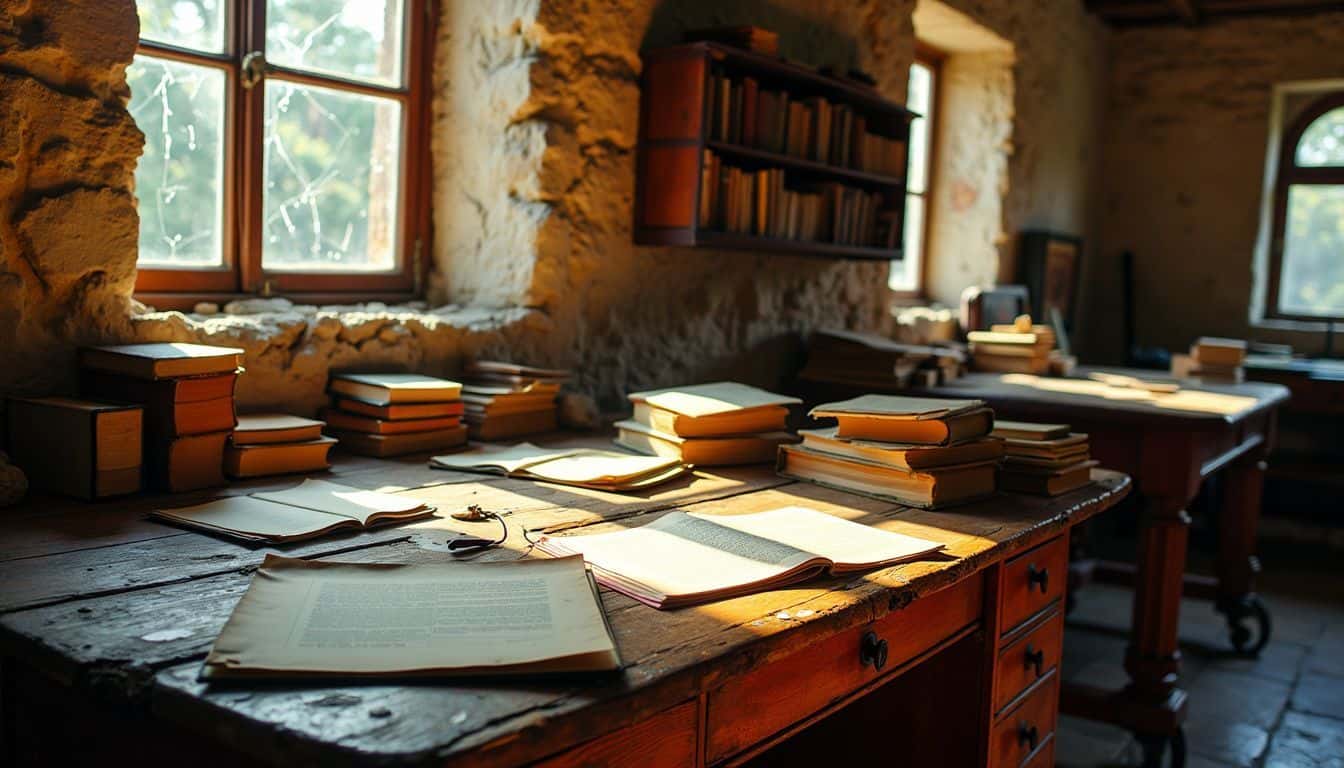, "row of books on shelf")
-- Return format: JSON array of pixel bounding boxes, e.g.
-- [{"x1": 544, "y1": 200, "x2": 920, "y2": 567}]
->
[
  {"x1": 698, "y1": 152, "x2": 898, "y2": 248},
  {"x1": 708, "y1": 72, "x2": 907, "y2": 176}
]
